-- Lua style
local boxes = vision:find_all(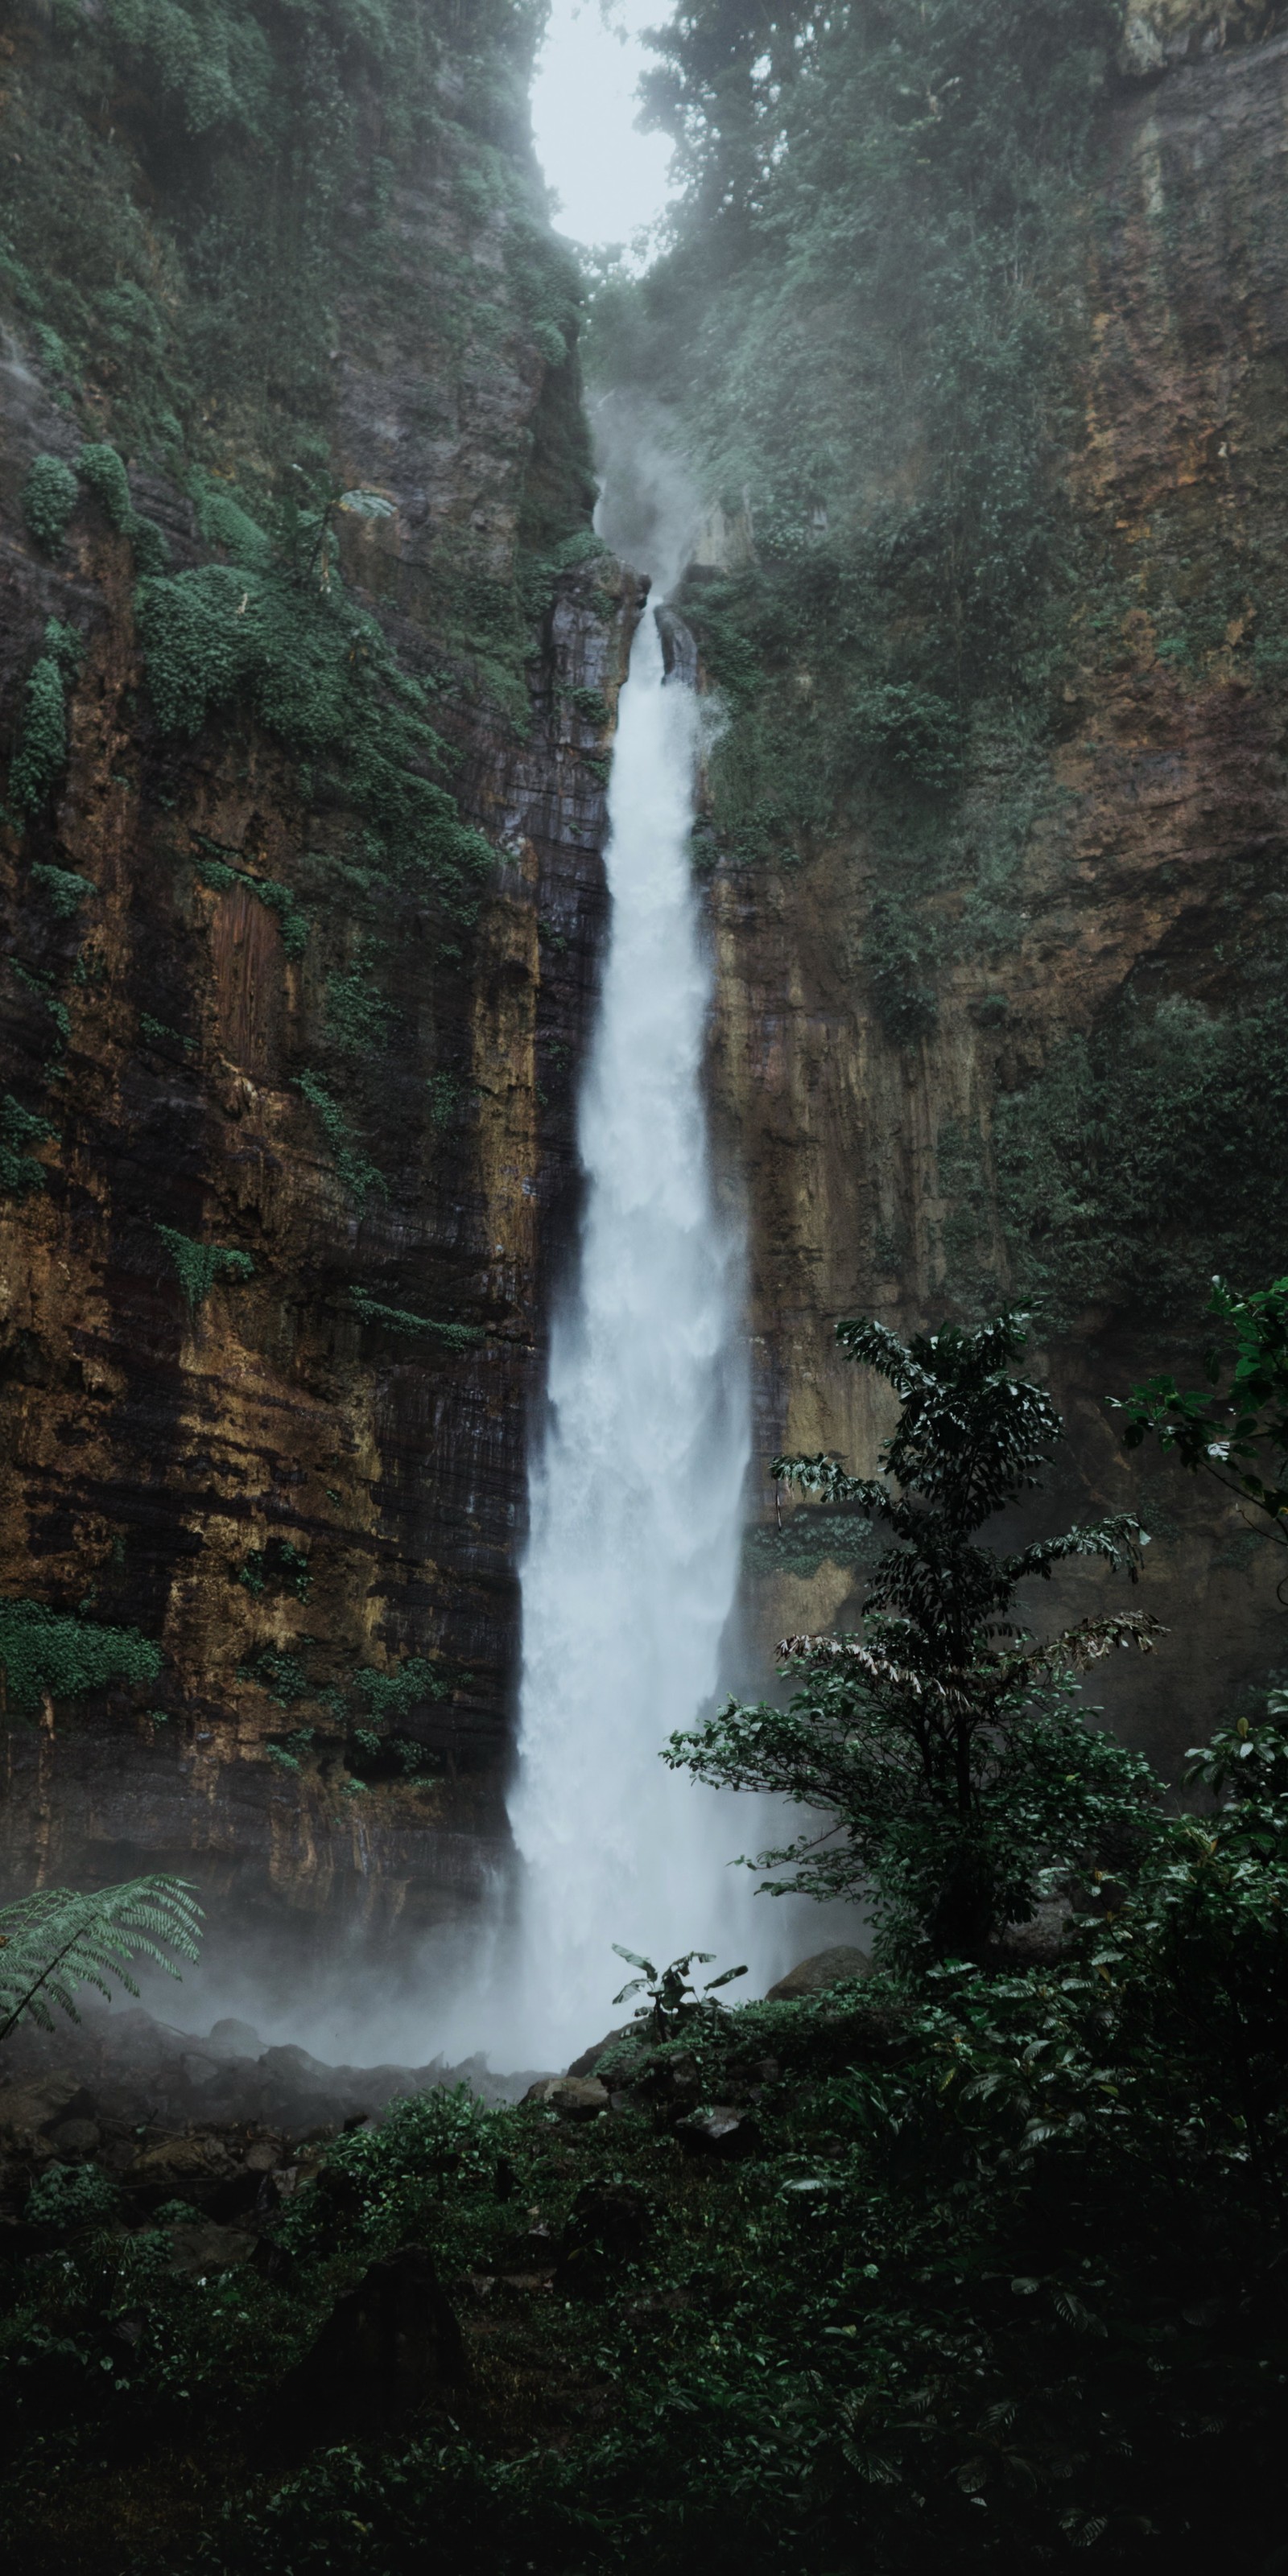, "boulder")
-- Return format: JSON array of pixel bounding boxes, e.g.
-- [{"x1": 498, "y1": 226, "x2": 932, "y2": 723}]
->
[
  {"x1": 522, "y1": 2075, "x2": 609, "y2": 2121},
  {"x1": 46, "y1": 2116, "x2": 100, "y2": 2160},
  {"x1": 205, "y1": 2018, "x2": 264, "y2": 2059},
  {"x1": 555, "y1": 2180, "x2": 650, "y2": 2296},
  {"x1": 0, "y1": 2075, "x2": 88, "y2": 2142},
  {"x1": 276, "y1": 2242, "x2": 464, "y2": 2439},
  {"x1": 766, "y1": 1946, "x2": 872, "y2": 2001},
  {"x1": 675, "y1": 2104, "x2": 762, "y2": 2159},
  {"x1": 565, "y1": 2025, "x2": 637, "y2": 2079},
  {"x1": 165, "y1": 2219, "x2": 258, "y2": 2277}
]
